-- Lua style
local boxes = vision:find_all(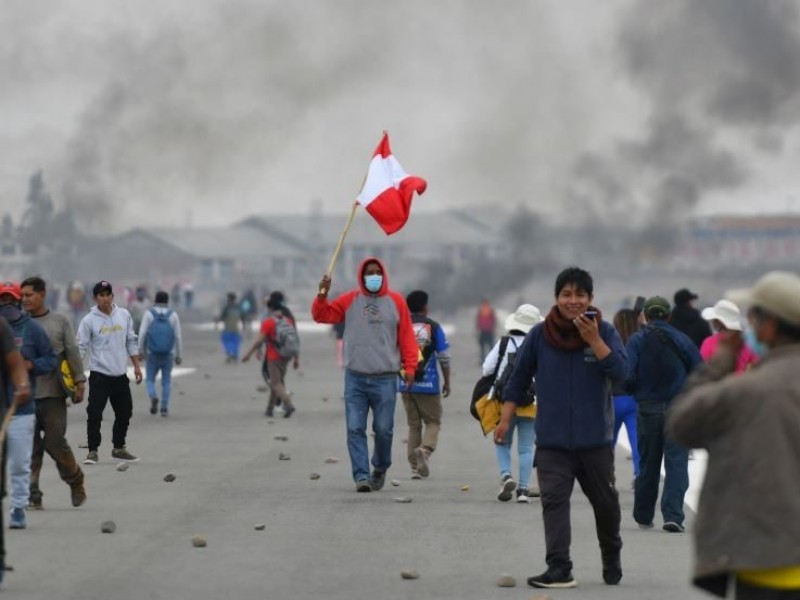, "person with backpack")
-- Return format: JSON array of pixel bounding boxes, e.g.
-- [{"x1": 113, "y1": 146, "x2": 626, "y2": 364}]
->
[
  {"x1": 242, "y1": 292, "x2": 298, "y2": 418},
  {"x1": 138, "y1": 291, "x2": 183, "y2": 417},
  {"x1": 625, "y1": 296, "x2": 701, "y2": 534},
  {"x1": 482, "y1": 304, "x2": 542, "y2": 503},
  {"x1": 398, "y1": 290, "x2": 451, "y2": 480}
]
